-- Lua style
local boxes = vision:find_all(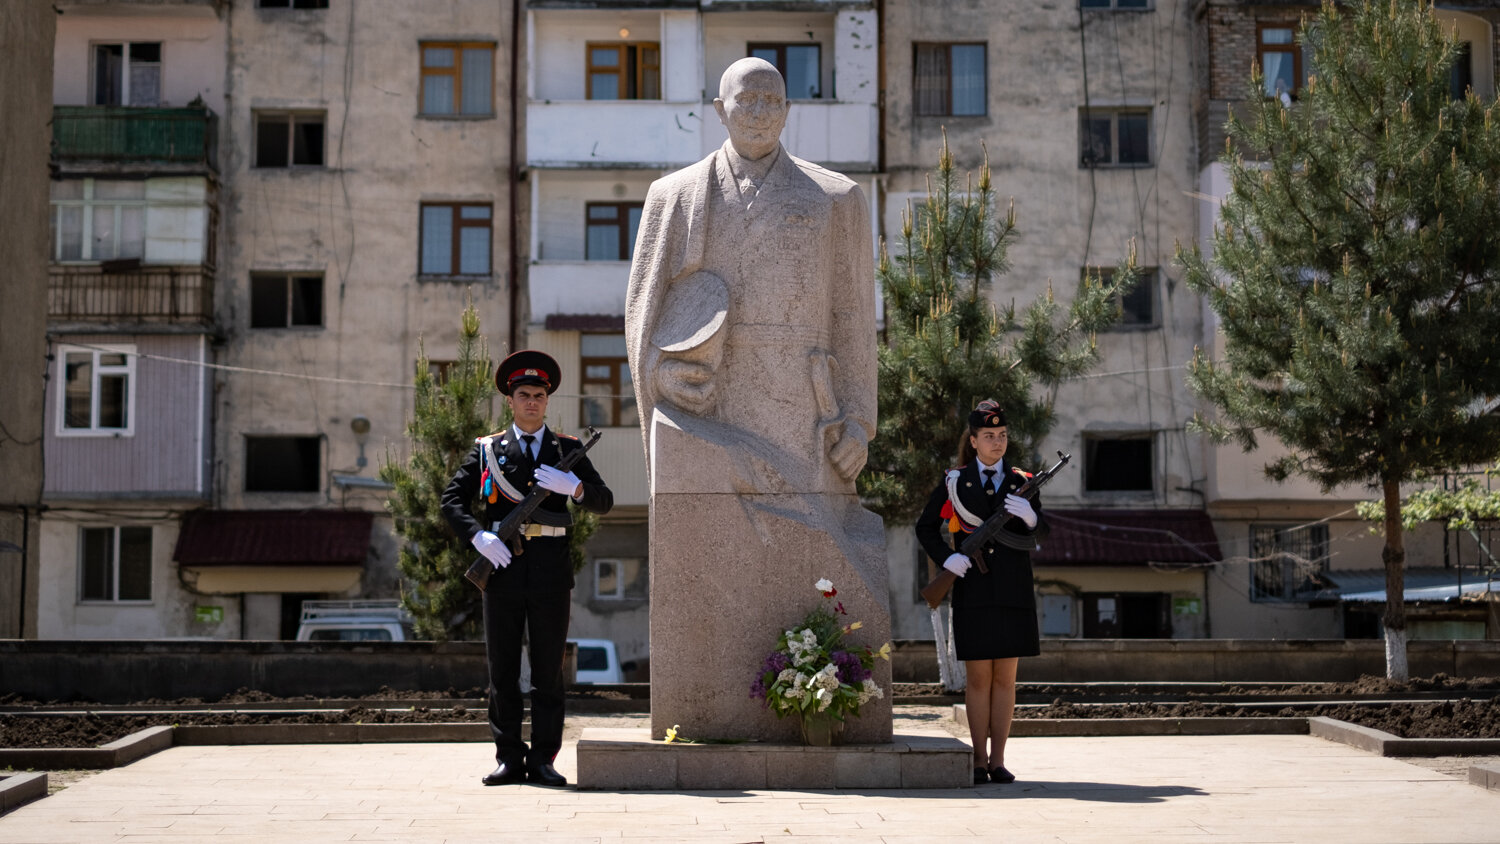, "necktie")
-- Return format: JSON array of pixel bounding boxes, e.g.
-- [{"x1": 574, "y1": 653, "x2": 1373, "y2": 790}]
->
[
  {"x1": 982, "y1": 468, "x2": 997, "y2": 493},
  {"x1": 520, "y1": 434, "x2": 536, "y2": 461}
]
